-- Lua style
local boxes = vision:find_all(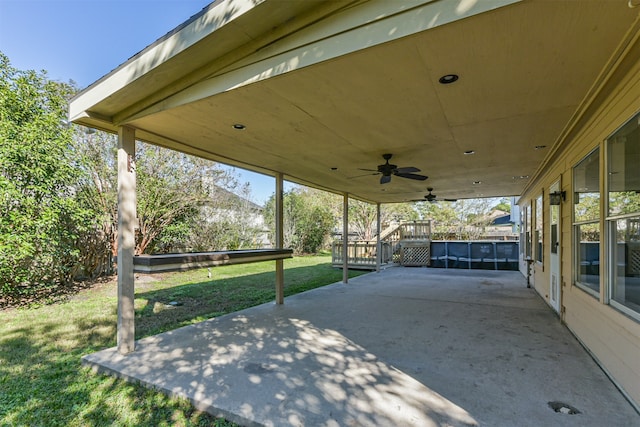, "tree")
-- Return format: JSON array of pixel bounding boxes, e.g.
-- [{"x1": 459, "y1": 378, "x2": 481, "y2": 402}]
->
[
  {"x1": 348, "y1": 200, "x2": 418, "y2": 240},
  {"x1": 348, "y1": 201, "x2": 378, "y2": 241},
  {"x1": 70, "y1": 127, "x2": 118, "y2": 276},
  {"x1": 134, "y1": 144, "x2": 212, "y2": 254},
  {"x1": 459, "y1": 198, "x2": 496, "y2": 239},
  {"x1": 185, "y1": 182, "x2": 265, "y2": 251},
  {"x1": 0, "y1": 53, "x2": 95, "y2": 300},
  {"x1": 72, "y1": 132, "x2": 257, "y2": 255},
  {"x1": 415, "y1": 201, "x2": 465, "y2": 239},
  {"x1": 493, "y1": 197, "x2": 511, "y2": 213},
  {"x1": 414, "y1": 198, "x2": 500, "y2": 240},
  {"x1": 263, "y1": 187, "x2": 335, "y2": 254}
]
